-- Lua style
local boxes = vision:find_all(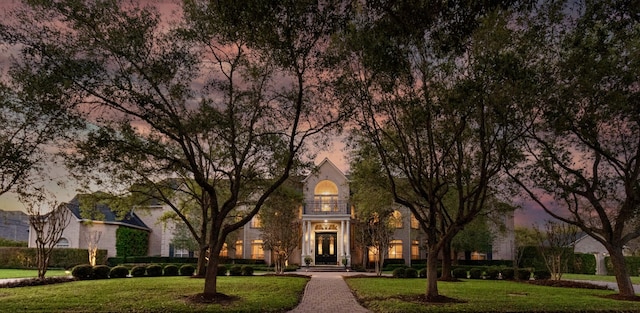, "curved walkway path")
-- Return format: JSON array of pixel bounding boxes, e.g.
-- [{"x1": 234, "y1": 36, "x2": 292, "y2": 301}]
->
[{"x1": 287, "y1": 271, "x2": 371, "y2": 313}]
